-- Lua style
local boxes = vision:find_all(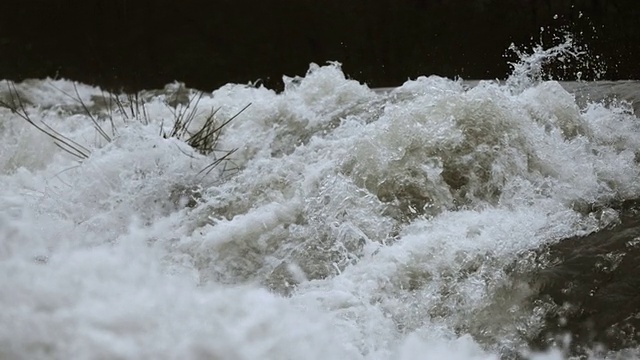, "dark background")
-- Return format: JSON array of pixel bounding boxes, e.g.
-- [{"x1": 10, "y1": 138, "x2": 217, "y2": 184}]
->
[{"x1": 0, "y1": 0, "x2": 637, "y2": 92}]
